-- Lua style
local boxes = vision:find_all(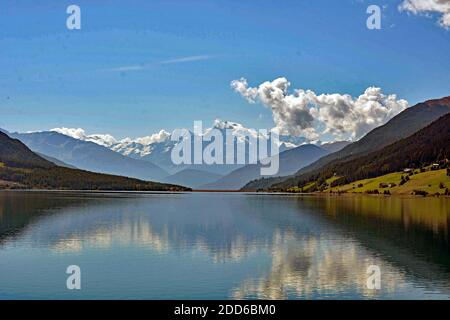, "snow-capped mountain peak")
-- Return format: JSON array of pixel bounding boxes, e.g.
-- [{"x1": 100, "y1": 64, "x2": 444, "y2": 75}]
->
[{"x1": 49, "y1": 120, "x2": 310, "y2": 174}]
